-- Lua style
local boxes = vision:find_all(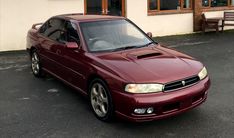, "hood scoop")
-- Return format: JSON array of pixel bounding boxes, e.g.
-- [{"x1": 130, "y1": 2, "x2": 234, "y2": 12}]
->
[{"x1": 136, "y1": 52, "x2": 162, "y2": 59}]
